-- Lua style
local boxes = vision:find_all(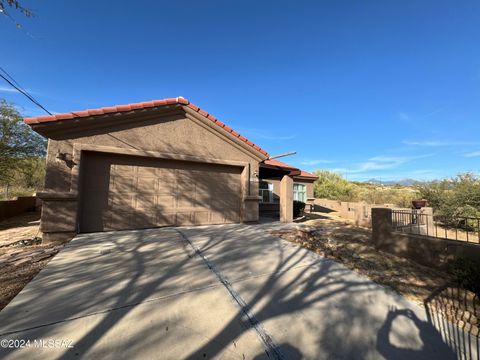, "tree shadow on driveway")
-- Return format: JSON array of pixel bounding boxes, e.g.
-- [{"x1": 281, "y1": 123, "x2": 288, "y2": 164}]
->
[{"x1": 0, "y1": 223, "x2": 466, "y2": 359}]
